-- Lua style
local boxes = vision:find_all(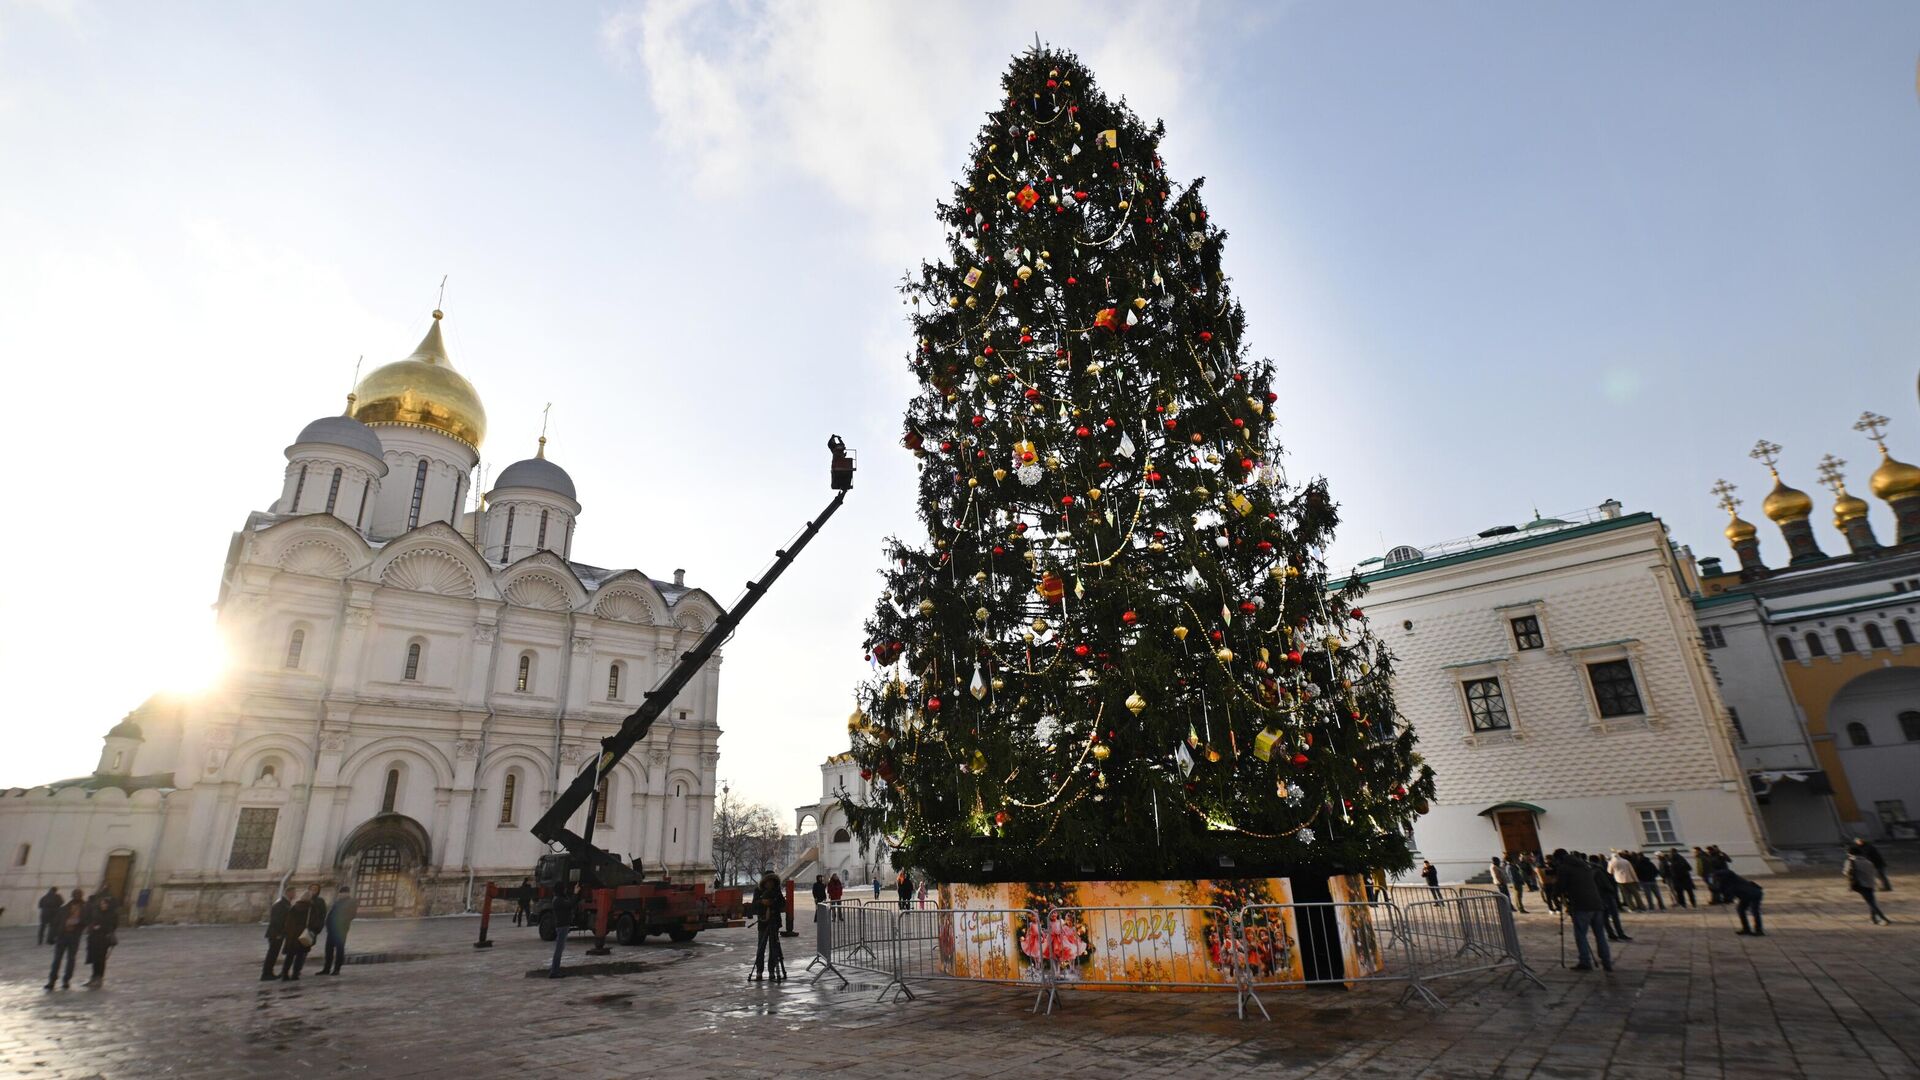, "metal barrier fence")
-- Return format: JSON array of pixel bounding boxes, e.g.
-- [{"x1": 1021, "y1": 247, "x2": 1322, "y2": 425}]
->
[{"x1": 807, "y1": 891, "x2": 1539, "y2": 1016}]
